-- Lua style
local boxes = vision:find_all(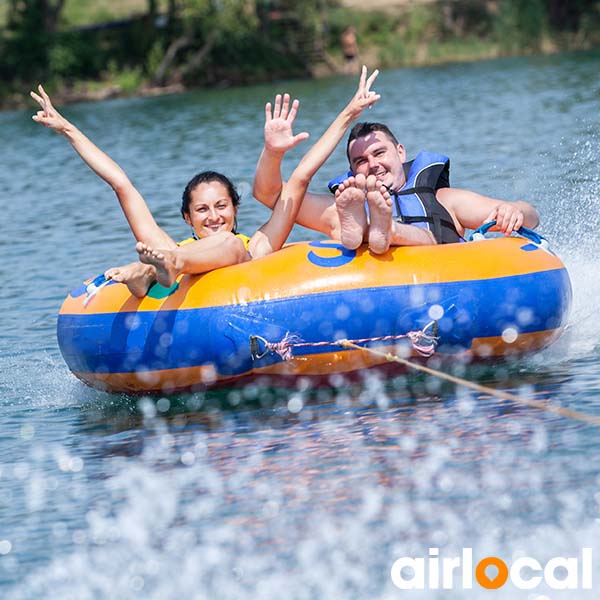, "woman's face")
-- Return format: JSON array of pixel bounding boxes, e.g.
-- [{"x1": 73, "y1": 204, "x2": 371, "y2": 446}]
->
[{"x1": 184, "y1": 181, "x2": 237, "y2": 238}]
